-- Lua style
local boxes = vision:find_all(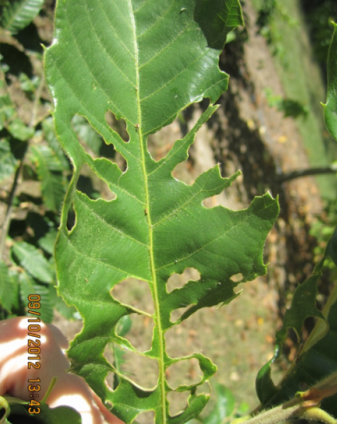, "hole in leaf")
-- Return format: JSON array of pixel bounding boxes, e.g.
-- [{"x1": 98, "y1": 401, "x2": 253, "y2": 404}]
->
[
  {"x1": 165, "y1": 319, "x2": 205, "y2": 359},
  {"x1": 117, "y1": 350, "x2": 159, "y2": 389},
  {"x1": 166, "y1": 358, "x2": 202, "y2": 390},
  {"x1": 67, "y1": 202, "x2": 76, "y2": 232},
  {"x1": 71, "y1": 114, "x2": 115, "y2": 159},
  {"x1": 103, "y1": 345, "x2": 122, "y2": 391},
  {"x1": 147, "y1": 116, "x2": 182, "y2": 161},
  {"x1": 77, "y1": 163, "x2": 115, "y2": 201},
  {"x1": 202, "y1": 195, "x2": 220, "y2": 208},
  {"x1": 171, "y1": 151, "x2": 195, "y2": 184},
  {"x1": 170, "y1": 306, "x2": 190, "y2": 323},
  {"x1": 167, "y1": 267, "x2": 201, "y2": 293},
  {"x1": 119, "y1": 314, "x2": 154, "y2": 353},
  {"x1": 111, "y1": 278, "x2": 154, "y2": 315},
  {"x1": 136, "y1": 410, "x2": 155, "y2": 424},
  {"x1": 105, "y1": 110, "x2": 129, "y2": 143},
  {"x1": 230, "y1": 273, "x2": 243, "y2": 283},
  {"x1": 167, "y1": 391, "x2": 190, "y2": 417}
]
